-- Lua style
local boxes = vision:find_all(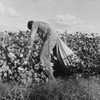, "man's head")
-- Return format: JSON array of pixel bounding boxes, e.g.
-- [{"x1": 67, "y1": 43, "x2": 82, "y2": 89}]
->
[{"x1": 27, "y1": 21, "x2": 34, "y2": 30}]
